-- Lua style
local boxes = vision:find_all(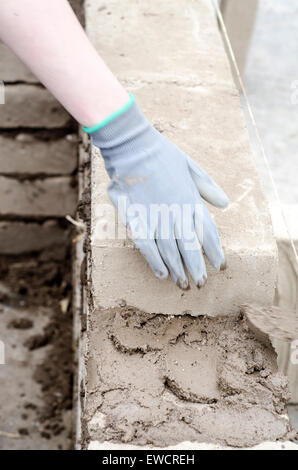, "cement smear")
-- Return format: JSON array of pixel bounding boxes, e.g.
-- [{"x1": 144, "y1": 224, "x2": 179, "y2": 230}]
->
[
  {"x1": 83, "y1": 307, "x2": 292, "y2": 448},
  {"x1": 242, "y1": 304, "x2": 298, "y2": 344}
]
